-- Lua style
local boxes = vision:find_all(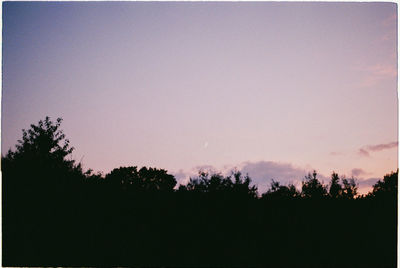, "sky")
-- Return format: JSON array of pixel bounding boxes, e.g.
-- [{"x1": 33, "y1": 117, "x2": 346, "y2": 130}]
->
[{"x1": 2, "y1": 2, "x2": 398, "y2": 194}]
